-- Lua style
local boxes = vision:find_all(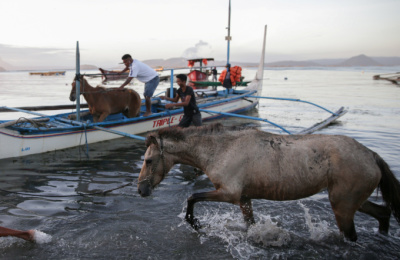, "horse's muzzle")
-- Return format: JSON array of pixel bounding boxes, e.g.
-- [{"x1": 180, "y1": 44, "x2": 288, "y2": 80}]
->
[
  {"x1": 69, "y1": 94, "x2": 76, "y2": 102},
  {"x1": 138, "y1": 183, "x2": 152, "y2": 197}
]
